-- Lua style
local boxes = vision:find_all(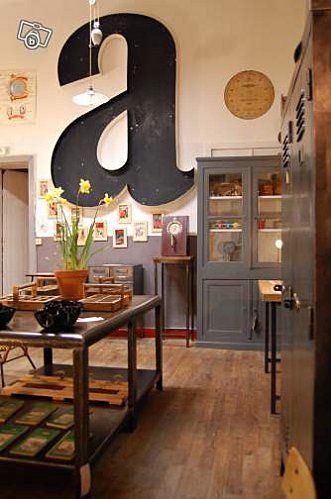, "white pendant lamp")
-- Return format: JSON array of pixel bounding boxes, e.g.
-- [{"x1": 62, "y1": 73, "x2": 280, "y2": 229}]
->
[{"x1": 72, "y1": 0, "x2": 108, "y2": 107}]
